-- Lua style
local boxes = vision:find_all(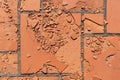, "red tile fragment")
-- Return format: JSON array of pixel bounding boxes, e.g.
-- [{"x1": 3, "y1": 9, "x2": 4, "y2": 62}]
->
[{"x1": 84, "y1": 14, "x2": 104, "y2": 33}]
